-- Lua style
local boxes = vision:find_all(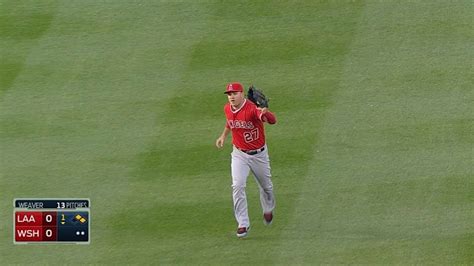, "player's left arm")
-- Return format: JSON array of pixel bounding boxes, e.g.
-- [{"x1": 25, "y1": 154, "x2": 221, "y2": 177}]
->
[{"x1": 257, "y1": 107, "x2": 276, "y2": 124}]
